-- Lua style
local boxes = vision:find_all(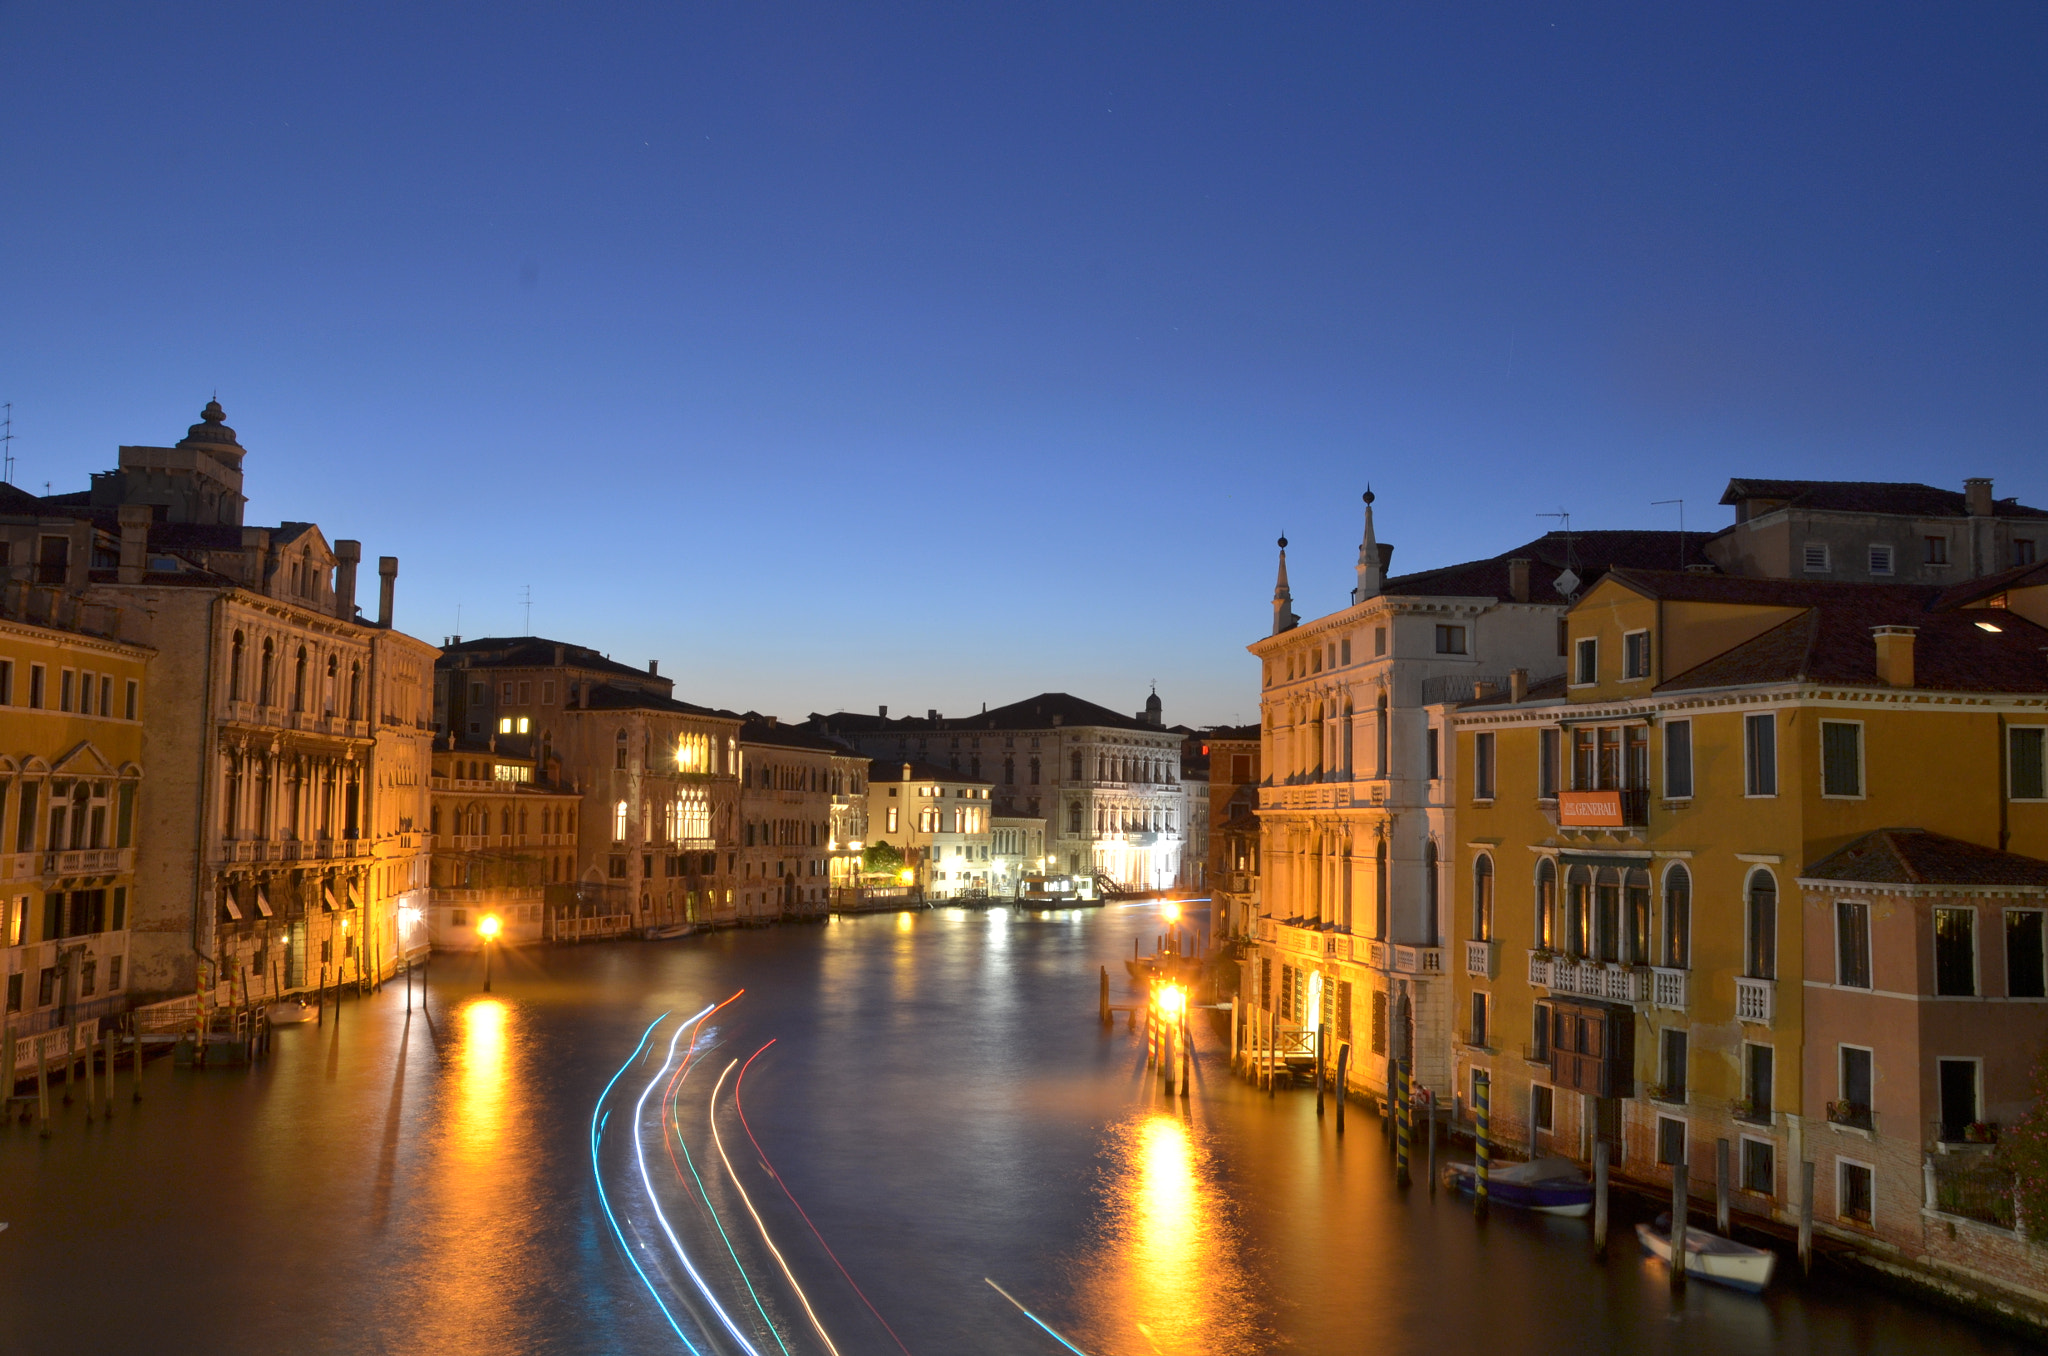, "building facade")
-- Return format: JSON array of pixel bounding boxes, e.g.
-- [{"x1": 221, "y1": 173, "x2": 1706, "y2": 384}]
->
[
  {"x1": 865, "y1": 759, "x2": 994, "y2": 899},
  {"x1": 1441, "y1": 568, "x2": 2048, "y2": 1264},
  {"x1": 1706, "y1": 477, "x2": 2048, "y2": 586},
  {"x1": 738, "y1": 717, "x2": 867, "y2": 919},
  {"x1": 427, "y1": 739, "x2": 582, "y2": 949}
]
